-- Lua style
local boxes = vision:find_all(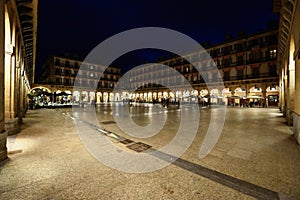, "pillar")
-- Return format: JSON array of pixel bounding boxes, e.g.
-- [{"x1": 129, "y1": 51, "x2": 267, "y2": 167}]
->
[
  {"x1": 261, "y1": 84, "x2": 267, "y2": 108},
  {"x1": 19, "y1": 66, "x2": 25, "y2": 117},
  {"x1": 0, "y1": 0, "x2": 7, "y2": 161},
  {"x1": 293, "y1": 58, "x2": 300, "y2": 143},
  {"x1": 4, "y1": 33, "x2": 19, "y2": 135},
  {"x1": 286, "y1": 63, "x2": 295, "y2": 126},
  {"x1": 16, "y1": 56, "x2": 22, "y2": 124},
  {"x1": 279, "y1": 68, "x2": 285, "y2": 113}
]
